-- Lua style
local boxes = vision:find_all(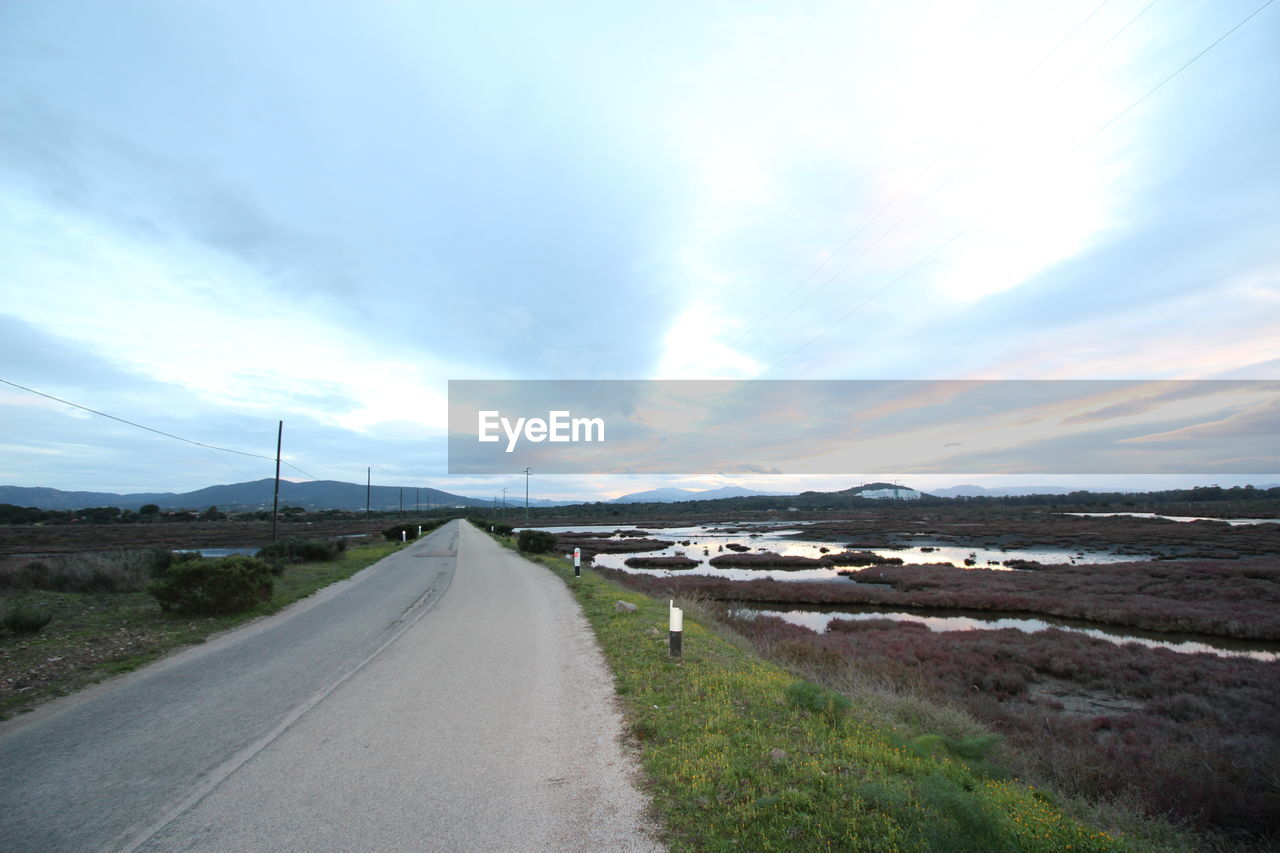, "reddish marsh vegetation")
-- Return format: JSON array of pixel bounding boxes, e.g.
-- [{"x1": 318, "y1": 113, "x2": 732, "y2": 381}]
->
[
  {"x1": 706, "y1": 549, "x2": 904, "y2": 569},
  {"x1": 717, "y1": 611, "x2": 1280, "y2": 842},
  {"x1": 623, "y1": 555, "x2": 699, "y2": 569},
  {"x1": 790, "y1": 511, "x2": 1280, "y2": 558},
  {"x1": 549, "y1": 534, "x2": 673, "y2": 557},
  {"x1": 600, "y1": 557, "x2": 1280, "y2": 640}
]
